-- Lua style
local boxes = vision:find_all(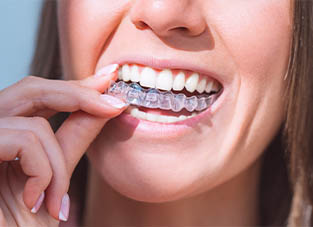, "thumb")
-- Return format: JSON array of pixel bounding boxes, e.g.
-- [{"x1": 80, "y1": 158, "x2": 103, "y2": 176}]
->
[{"x1": 55, "y1": 110, "x2": 120, "y2": 176}]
